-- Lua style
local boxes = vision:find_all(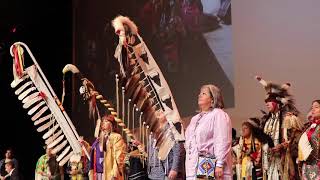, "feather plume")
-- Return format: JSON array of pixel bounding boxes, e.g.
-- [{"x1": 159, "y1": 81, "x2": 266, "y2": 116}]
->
[
  {"x1": 22, "y1": 92, "x2": 39, "y2": 104},
  {"x1": 59, "y1": 151, "x2": 73, "y2": 166},
  {"x1": 34, "y1": 114, "x2": 53, "y2": 126},
  {"x1": 47, "y1": 135, "x2": 64, "y2": 149},
  {"x1": 18, "y1": 87, "x2": 36, "y2": 100},
  {"x1": 23, "y1": 96, "x2": 42, "y2": 109},
  {"x1": 255, "y1": 76, "x2": 268, "y2": 87},
  {"x1": 281, "y1": 83, "x2": 291, "y2": 90},
  {"x1": 15, "y1": 81, "x2": 32, "y2": 95},
  {"x1": 37, "y1": 120, "x2": 55, "y2": 132},
  {"x1": 52, "y1": 140, "x2": 67, "y2": 154},
  {"x1": 62, "y1": 64, "x2": 80, "y2": 74},
  {"x1": 112, "y1": 15, "x2": 138, "y2": 36},
  {"x1": 57, "y1": 146, "x2": 71, "y2": 162},
  {"x1": 61, "y1": 64, "x2": 82, "y2": 105},
  {"x1": 45, "y1": 129, "x2": 62, "y2": 145}
]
